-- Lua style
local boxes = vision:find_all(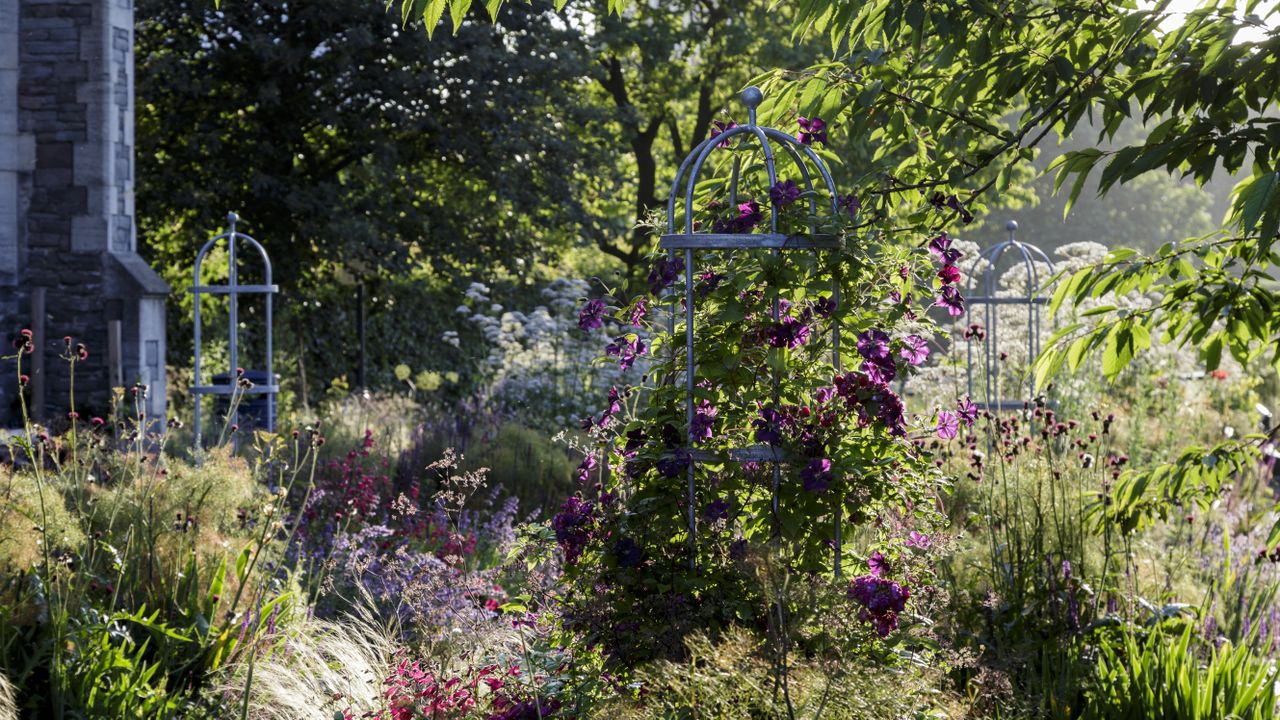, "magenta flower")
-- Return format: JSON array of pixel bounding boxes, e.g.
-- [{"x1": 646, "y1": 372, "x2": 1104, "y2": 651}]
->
[
  {"x1": 574, "y1": 453, "x2": 598, "y2": 484},
  {"x1": 578, "y1": 298, "x2": 607, "y2": 331},
  {"x1": 937, "y1": 264, "x2": 961, "y2": 284},
  {"x1": 957, "y1": 396, "x2": 977, "y2": 426},
  {"x1": 906, "y1": 531, "x2": 931, "y2": 549},
  {"x1": 769, "y1": 179, "x2": 801, "y2": 207},
  {"x1": 629, "y1": 297, "x2": 647, "y2": 326},
  {"x1": 868, "y1": 551, "x2": 890, "y2": 577},
  {"x1": 899, "y1": 335, "x2": 930, "y2": 366},
  {"x1": 936, "y1": 285, "x2": 966, "y2": 317},
  {"x1": 797, "y1": 116, "x2": 827, "y2": 145},
  {"x1": 710, "y1": 119, "x2": 737, "y2": 148},
  {"x1": 936, "y1": 410, "x2": 959, "y2": 440}
]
